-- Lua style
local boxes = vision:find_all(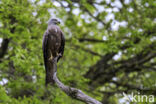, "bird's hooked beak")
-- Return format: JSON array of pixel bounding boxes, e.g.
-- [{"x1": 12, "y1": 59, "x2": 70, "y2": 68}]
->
[{"x1": 57, "y1": 21, "x2": 60, "y2": 24}]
